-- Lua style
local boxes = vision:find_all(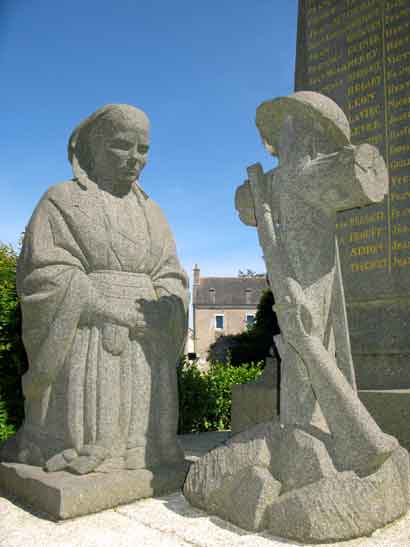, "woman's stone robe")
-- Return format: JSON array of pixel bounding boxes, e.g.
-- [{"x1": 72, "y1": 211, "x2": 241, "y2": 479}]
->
[{"x1": 12, "y1": 176, "x2": 189, "y2": 470}]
